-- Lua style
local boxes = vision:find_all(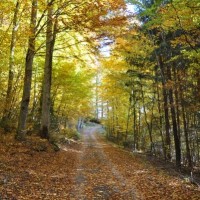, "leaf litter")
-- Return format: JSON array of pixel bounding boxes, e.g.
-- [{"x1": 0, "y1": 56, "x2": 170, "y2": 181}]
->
[{"x1": 0, "y1": 127, "x2": 200, "y2": 199}]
